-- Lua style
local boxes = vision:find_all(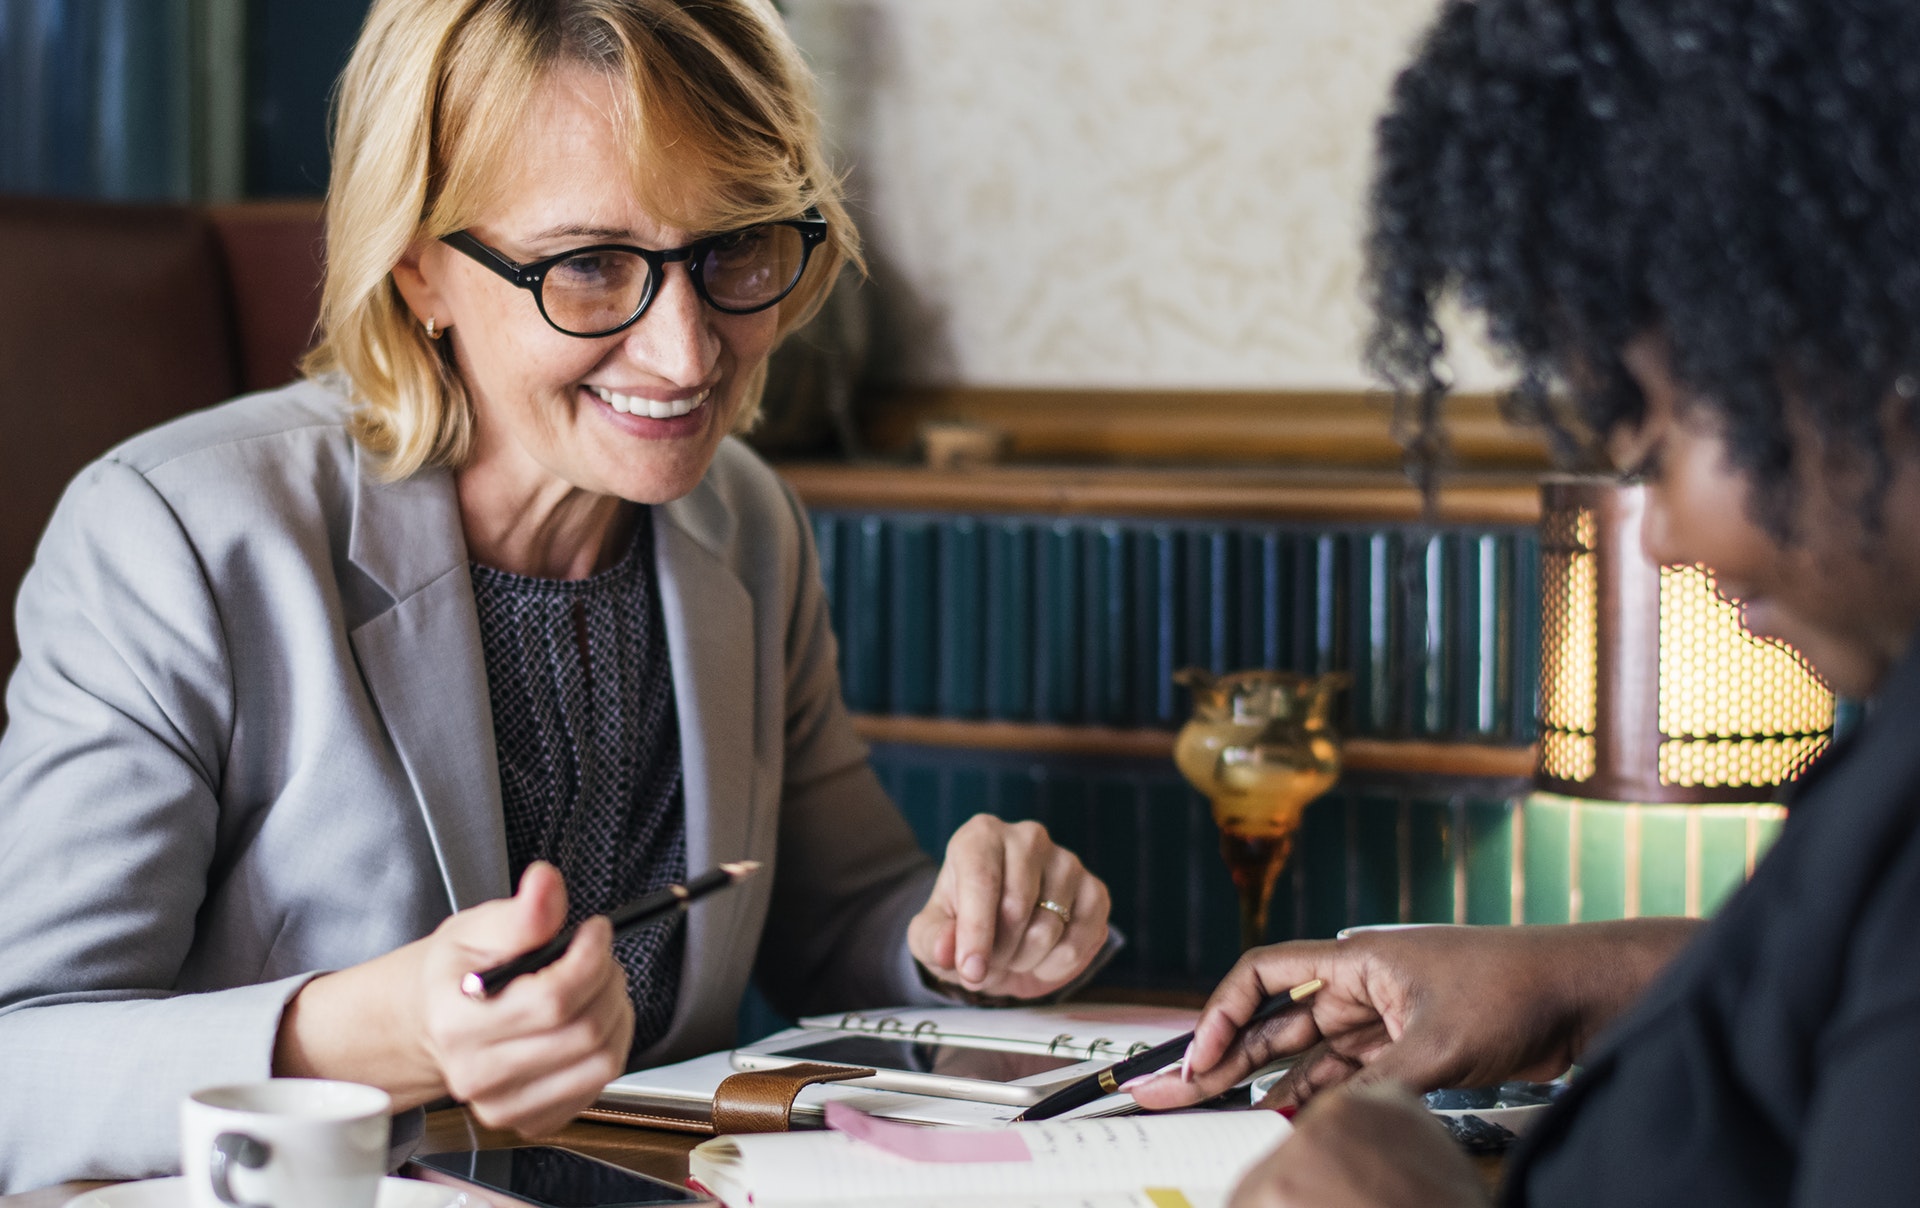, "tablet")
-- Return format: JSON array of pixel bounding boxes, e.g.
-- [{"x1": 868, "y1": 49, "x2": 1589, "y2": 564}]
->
[
  {"x1": 406, "y1": 1146, "x2": 710, "y2": 1206},
  {"x1": 730, "y1": 1031, "x2": 1116, "y2": 1105}
]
